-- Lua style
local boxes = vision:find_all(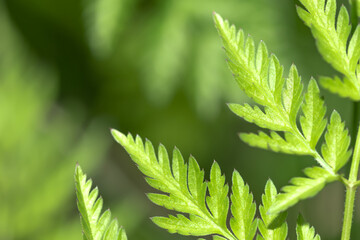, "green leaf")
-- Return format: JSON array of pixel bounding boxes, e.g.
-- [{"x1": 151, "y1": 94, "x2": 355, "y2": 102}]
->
[
  {"x1": 240, "y1": 131, "x2": 311, "y2": 155},
  {"x1": 152, "y1": 215, "x2": 213, "y2": 236},
  {"x1": 300, "y1": 79, "x2": 327, "y2": 149},
  {"x1": 214, "y1": 13, "x2": 334, "y2": 171},
  {"x1": 297, "y1": 0, "x2": 360, "y2": 98},
  {"x1": 83, "y1": 0, "x2": 133, "y2": 57},
  {"x1": 268, "y1": 167, "x2": 338, "y2": 214},
  {"x1": 321, "y1": 111, "x2": 352, "y2": 172},
  {"x1": 258, "y1": 180, "x2": 288, "y2": 240},
  {"x1": 347, "y1": 26, "x2": 360, "y2": 72},
  {"x1": 283, "y1": 65, "x2": 304, "y2": 126},
  {"x1": 75, "y1": 165, "x2": 127, "y2": 240},
  {"x1": 336, "y1": 6, "x2": 351, "y2": 53},
  {"x1": 213, "y1": 12, "x2": 273, "y2": 106},
  {"x1": 141, "y1": 3, "x2": 188, "y2": 105},
  {"x1": 296, "y1": 214, "x2": 321, "y2": 240},
  {"x1": 111, "y1": 129, "x2": 237, "y2": 239},
  {"x1": 230, "y1": 171, "x2": 258, "y2": 240},
  {"x1": 319, "y1": 76, "x2": 360, "y2": 101},
  {"x1": 207, "y1": 162, "x2": 229, "y2": 229},
  {"x1": 229, "y1": 104, "x2": 290, "y2": 132},
  {"x1": 268, "y1": 55, "x2": 285, "y2": 106}
]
